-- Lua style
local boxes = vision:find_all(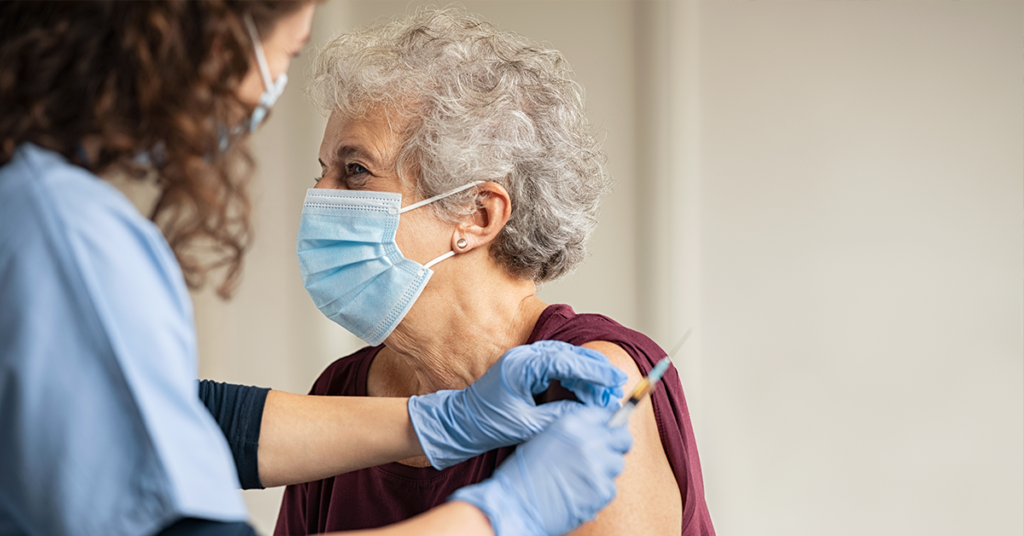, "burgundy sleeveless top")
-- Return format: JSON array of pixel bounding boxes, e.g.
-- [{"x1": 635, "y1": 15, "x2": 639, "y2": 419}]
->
[{"x1": 274, "y1": 304, "x2": 715, "y2": 535}]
